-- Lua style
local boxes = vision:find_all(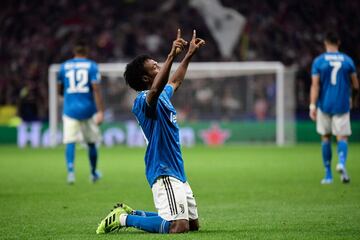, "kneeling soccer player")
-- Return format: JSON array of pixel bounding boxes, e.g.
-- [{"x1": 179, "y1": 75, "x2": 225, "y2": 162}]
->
[{"x1": 96, "y1": 29, "x2": 205, "y2": 234}]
